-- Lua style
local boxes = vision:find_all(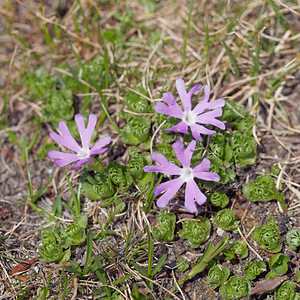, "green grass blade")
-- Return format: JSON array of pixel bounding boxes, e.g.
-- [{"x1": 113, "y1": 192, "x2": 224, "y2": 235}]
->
[
  {"x1": 83, "y1": 232, "x2": 94, "y2": 276},
  {"x1": 267, "y1": 62, "x2": 300, "y2": 97},
  {"x1": 78, "y1": 0, "x2": 91, "y2": 39},
  {"x1": 267, "y1": 0, "x2": 294, "y2": 32},
  {"x1": 222, "y1": 41, "x2": 240, "y2": 77},
  {"x1": 104, "y1": 49, "x2": 109, "y2": 89},
  {"x1": 31, "y1": 175, "x2": 53, "y2": 203},
  {"x1": 52, "y1": 196, "x2": 63, "y2": 217},
  {"x1": 151, "y1": 253, "x2": 167, "y2": 278},
  {"x1": 147, "y1": 226, "x2": 154, "y2": 278},
  {"x1": 88, "y1": 80, "x2": 121, "y2": 134},
  {"x1": 182, "y1": 0, "x2": 194, "y2": 61},
  {"x1": 178, "y1": 237, "x2": 229, "y2": 287},
  {"x1": 132, "y1": 262, "x2": 147, "y2": 277},
  {"x1": 204, "y1": 22, "x2": 210, "y2": 63}
]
